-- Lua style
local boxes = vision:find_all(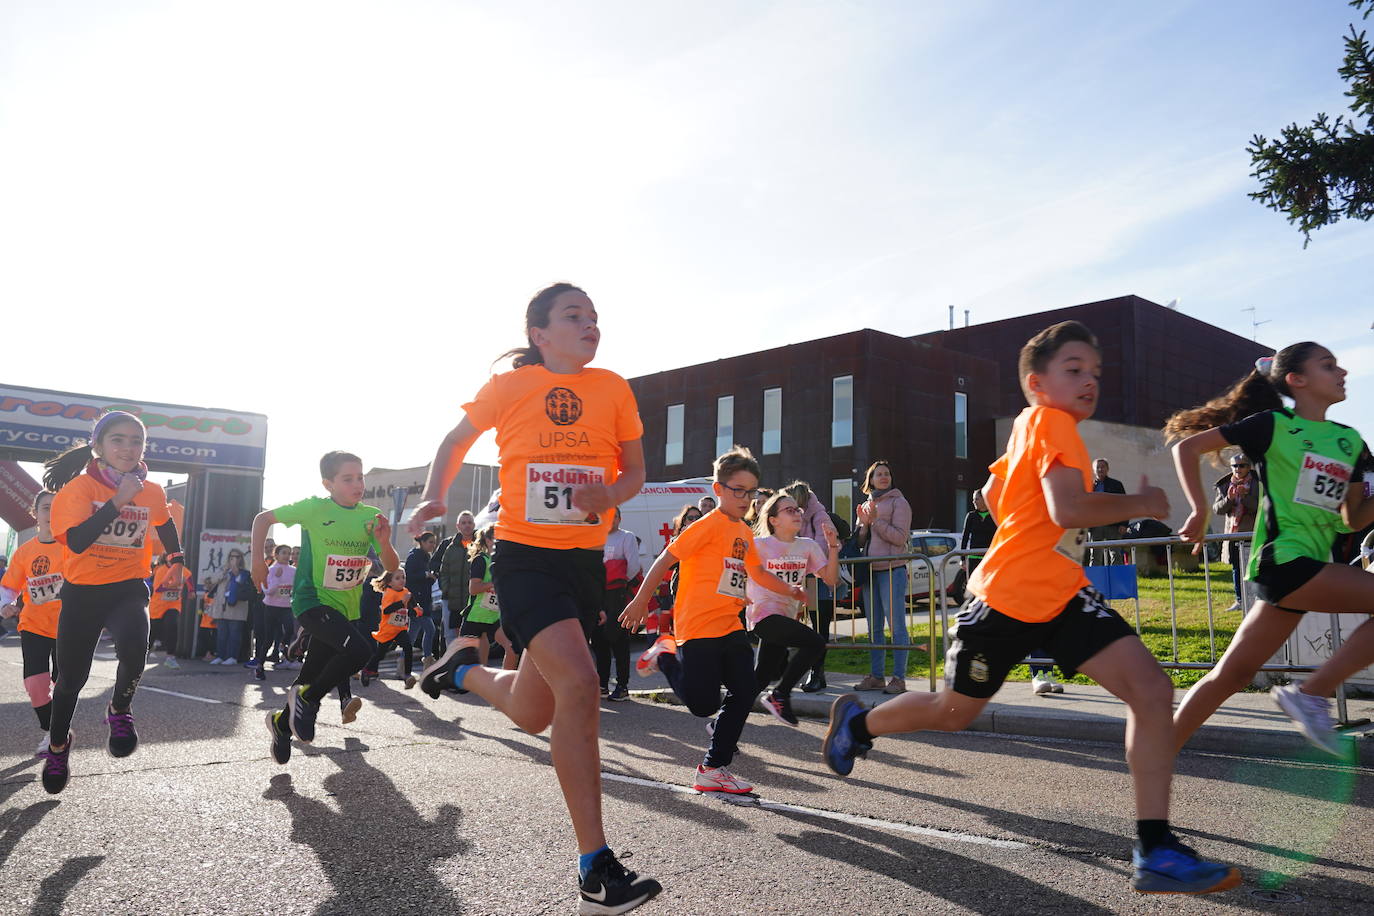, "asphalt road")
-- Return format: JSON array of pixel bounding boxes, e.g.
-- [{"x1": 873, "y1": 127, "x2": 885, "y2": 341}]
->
[{"x1": 0, "y1": 640, "x2": 1370, "y2": 915}]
